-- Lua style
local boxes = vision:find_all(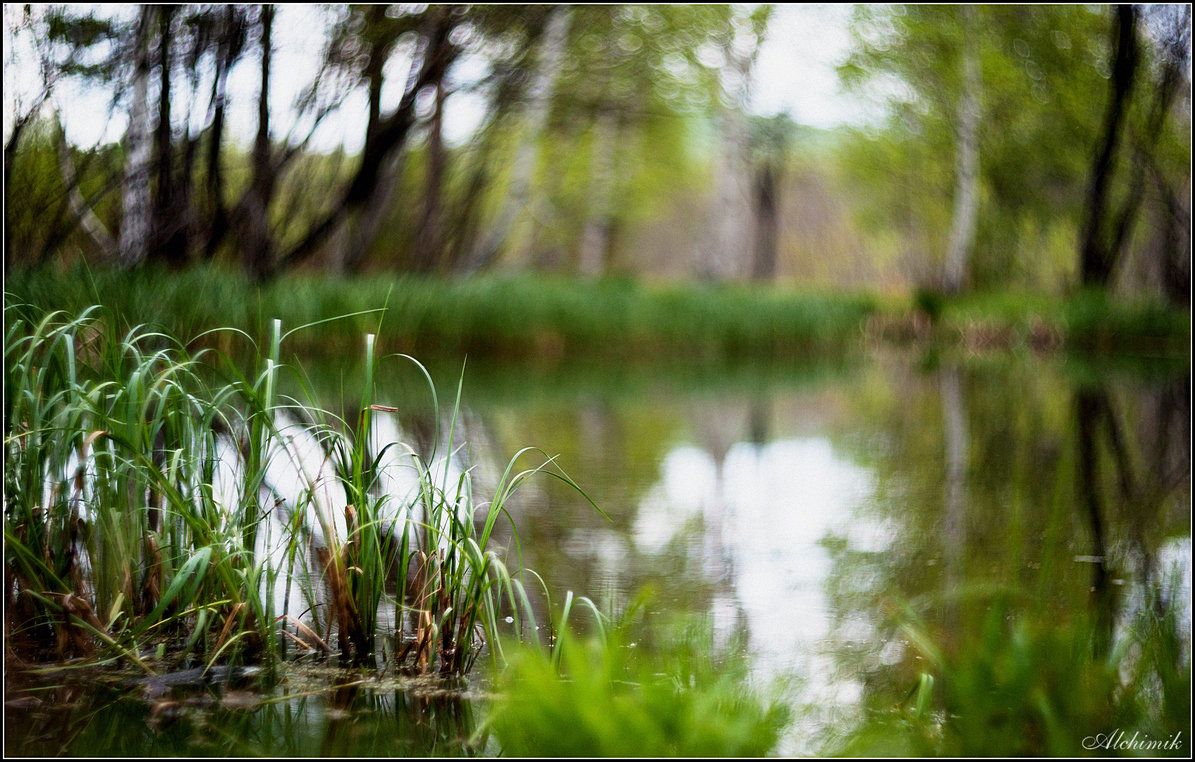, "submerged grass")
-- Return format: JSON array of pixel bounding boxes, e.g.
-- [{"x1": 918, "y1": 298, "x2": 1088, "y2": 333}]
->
[{"x1": 3, "y1": 301, "x2": 596, "y2": 677}]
